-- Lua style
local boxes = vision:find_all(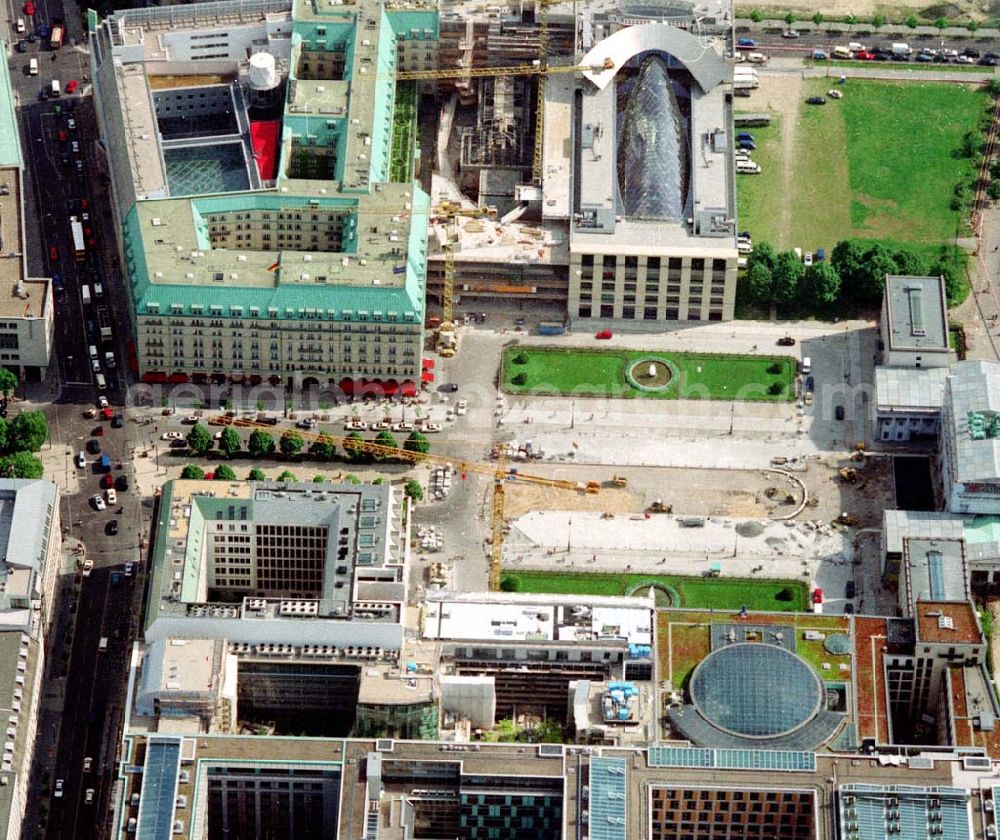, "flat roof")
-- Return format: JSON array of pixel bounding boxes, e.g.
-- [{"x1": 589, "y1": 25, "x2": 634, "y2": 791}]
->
[
  {"x1": 883, "y1": 510, "x2": 966, "y2": 555},
  {"x1": 0, "y1": 54, "x2": 21, "y2": 168},
  {"x1": 884, "y1": 275, "x2": 950, "y2": 354},
  {"x1": 0, "y1": 170, "x2": 48, "y2": 318},
  {"x1": 944, "y1": 361, "x2": 1000, "y2": 483},
  {"x1": 422, "y1": 591, "x2": 653, "y2": 645},
  {"x1": 874, "y1": 365, "x2": 949, "y2": 410},
  {"x1": 915, "y1": 601, "x2": 981, "y2": 645},
  {"x1": 903, "y1": 537, "x2": 969, "y2": 607}
]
